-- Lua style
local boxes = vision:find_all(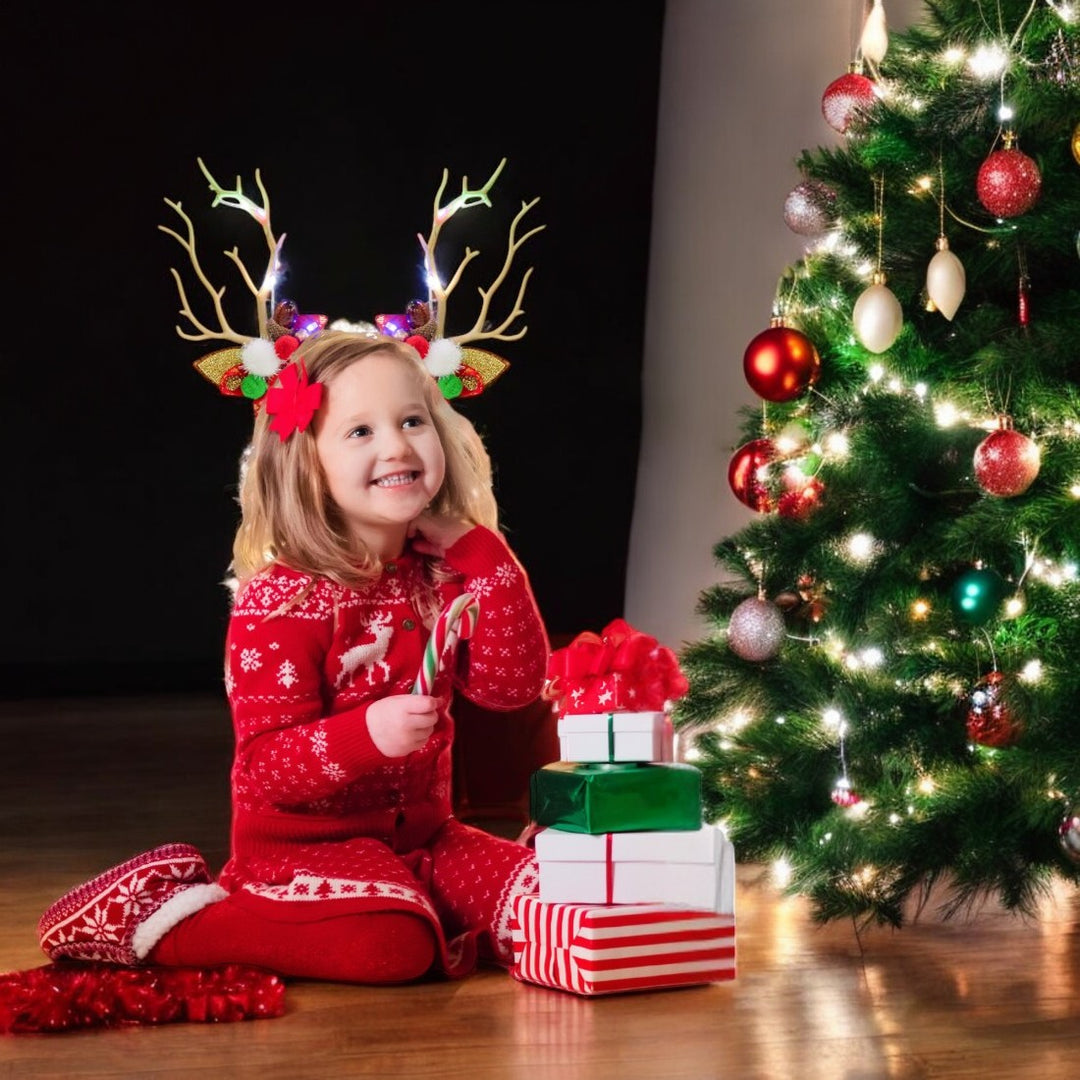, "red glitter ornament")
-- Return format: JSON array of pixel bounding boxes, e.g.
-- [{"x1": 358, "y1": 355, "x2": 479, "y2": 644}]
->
[
  {"x1": 973, "y1": 423, "x2": 1040, "y2": 497},
  {"x1": 778, "y1": 472, "x2": 824, "y2": 519},
  {"x1": 821, "y1": 70, "x2": 877, "y2": 134},
  {"x1": 743, "y1": 324, "x2": 821, "y2": 402},
  {"x1": 965, "y1": 670, "x2": 1022, "y2": 748},
  {"x1": 976, "y1": 136, "x2": 1042, "y2": 218},
  {"x1": 728, "y1": 438, "x2": 778, "y2": 512}
]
